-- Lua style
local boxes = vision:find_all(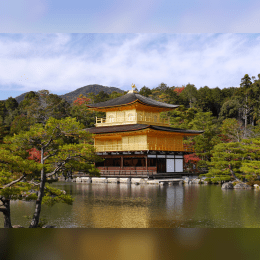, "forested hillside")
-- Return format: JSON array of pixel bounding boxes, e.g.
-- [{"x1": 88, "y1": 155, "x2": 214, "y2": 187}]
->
[
  {"x1": 13, "y1": 84, "x2": 124, "y2": 104},
  {"x1": 1, "y1": 73, "x2": 260, "y2": 184}
]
